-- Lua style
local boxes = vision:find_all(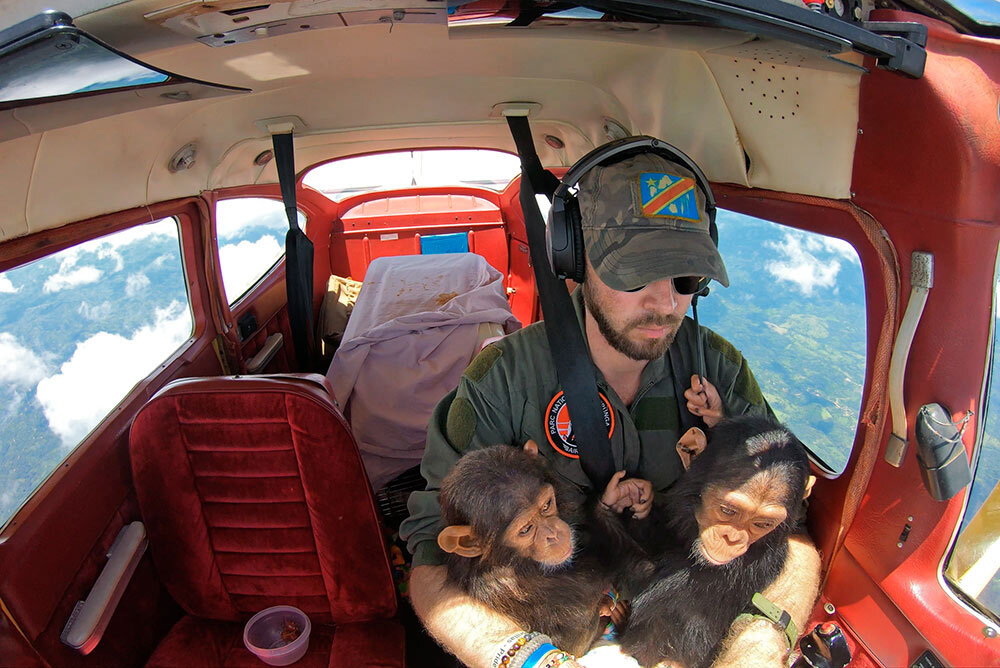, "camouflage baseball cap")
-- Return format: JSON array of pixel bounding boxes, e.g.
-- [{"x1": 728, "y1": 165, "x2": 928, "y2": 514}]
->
[{"x1": 577, "y1": 151, "x2": 729, "y2": 292}]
